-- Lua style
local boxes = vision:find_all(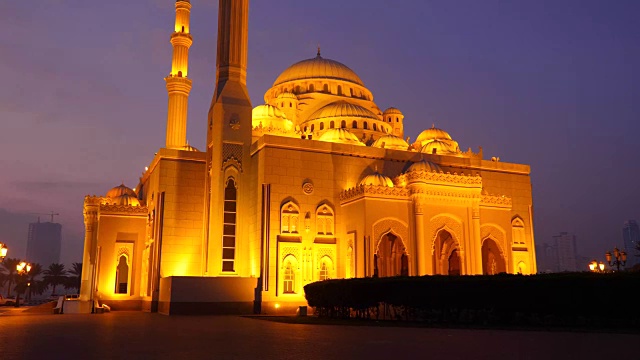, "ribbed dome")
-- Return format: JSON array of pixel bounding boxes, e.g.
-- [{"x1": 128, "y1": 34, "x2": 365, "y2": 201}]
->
[
  {"x1": 273, "y1": 55, "x2": 365, "y2": 87},
  {"x1": 179, "y1": 141, "x2": 200, "y2": 152},
  {"x1": 276, "y1": 92, "x2": 297, "y2": 100},
  {"x1": 371, "y1": 134, "x2": 409, "y2": 150},
  {"x1": 307, "y1": 101, "x2": 379, "y2": 123},
  {"x1": 359, "y1": 173, "x2": 394, "y2": 187},
  {"x1": 420, "y1": 139, "x2": 460, "y2": 155},
  {"x1": 415, "y1": 126, "x2": 453, "y2": 145},
  {"x1": 383, "y1": 107, "x2": 403, "y2": 115},
  {"x1": 317, "y1": 128, "x2": 365, "y2": 146},
  {"x1": 111, "y1": 194, "x2": 141, "y2": 207},
  {"x1": 407, "y1": 159, "x2": 442, "y2": 173},
  {"x1": 106, "y1": 184, "x2": 136, "y2": 199},
  {"x1": 253, "y1": 104, "x2": 287, "y2": 120}
]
